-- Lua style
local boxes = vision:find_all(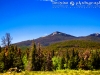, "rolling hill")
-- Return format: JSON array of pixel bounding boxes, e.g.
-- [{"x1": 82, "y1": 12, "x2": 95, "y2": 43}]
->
[{"x1": 42, "y1": 40, "x2": 100, "y2": 52}]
